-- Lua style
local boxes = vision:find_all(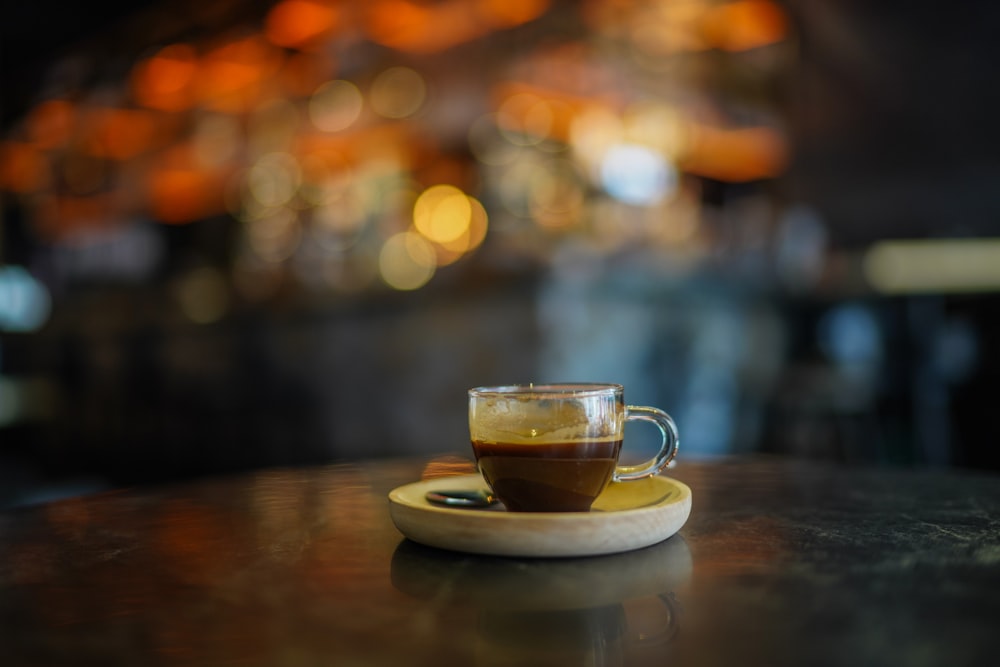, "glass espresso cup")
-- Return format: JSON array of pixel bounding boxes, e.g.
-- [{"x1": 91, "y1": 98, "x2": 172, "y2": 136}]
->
[{"x1": 468, "y1": 384, "x2": 679, "y2": 512}]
